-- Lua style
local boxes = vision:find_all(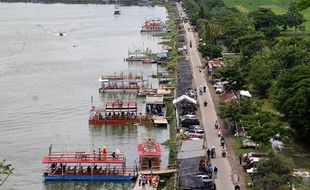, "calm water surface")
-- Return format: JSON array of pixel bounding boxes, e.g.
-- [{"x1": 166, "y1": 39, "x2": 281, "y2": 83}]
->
[{"x1": 0, "y1": 3, "x2": 168, "y2": 190}]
